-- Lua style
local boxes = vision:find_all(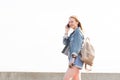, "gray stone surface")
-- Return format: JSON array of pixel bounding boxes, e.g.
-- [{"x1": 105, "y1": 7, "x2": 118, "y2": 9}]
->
[
  {"x1": 0, "y1": 72, "x2": 120, "y2": 80},
  {"x1": 82, "y1": 73, "x2": 120, "y2": 80}
]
